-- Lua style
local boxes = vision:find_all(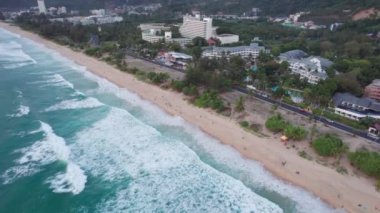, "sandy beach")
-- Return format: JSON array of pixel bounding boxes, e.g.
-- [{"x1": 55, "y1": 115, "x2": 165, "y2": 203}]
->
[{"x1": 1, "y1": 22, "x2": 379, "y2": 213}]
